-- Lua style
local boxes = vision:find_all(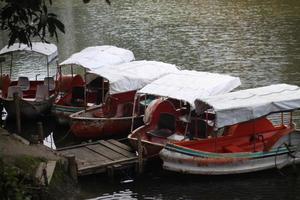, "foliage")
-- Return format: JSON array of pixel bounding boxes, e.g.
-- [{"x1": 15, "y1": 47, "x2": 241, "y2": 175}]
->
[
  {"x1": 0, "y1": 159, "x2": 32, "y2": 200},
  {"x1": 0, "y1": 0, "x2": 111, "y2": 48},
  {"x1": 0, "y1": 0, "x2": 65, "y2": 47},
  {"x1": 0, "y1": 156, "x2": 45, "y2": 200}
]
